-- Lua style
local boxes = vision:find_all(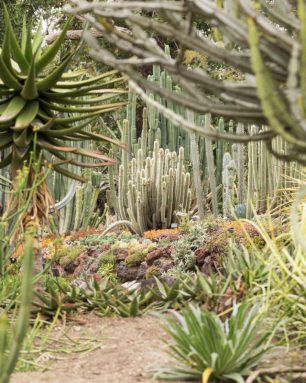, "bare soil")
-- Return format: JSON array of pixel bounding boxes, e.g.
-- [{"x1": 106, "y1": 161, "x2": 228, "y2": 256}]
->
[{"x1": 12, "y1": 314, "x2": 182, "y2": 383}]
